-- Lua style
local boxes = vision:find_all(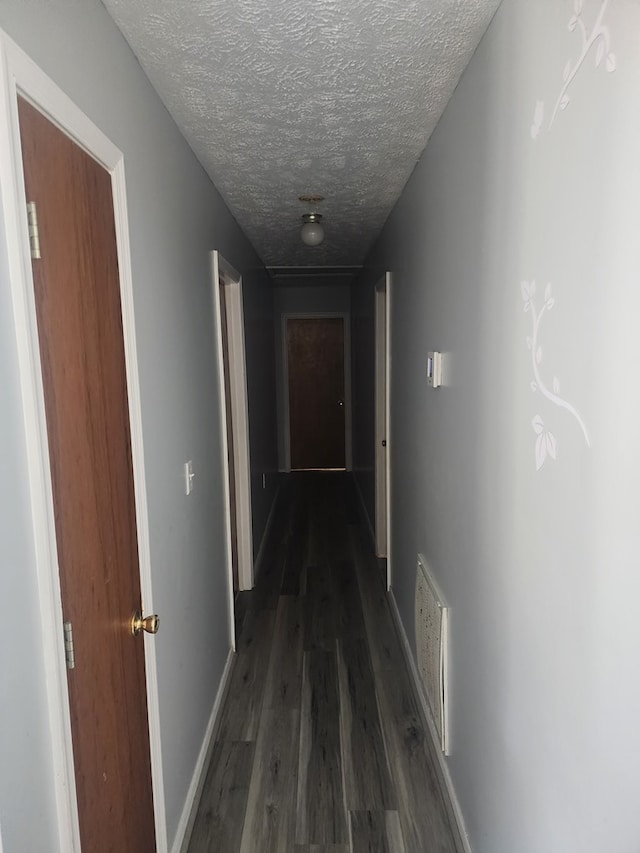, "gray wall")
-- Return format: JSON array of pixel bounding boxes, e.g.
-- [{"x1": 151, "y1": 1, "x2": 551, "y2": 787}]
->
[
  {"x1": 274, "y1": 285, "x2": 351, "y2": 469},
  {"x1": 352, "y1": 1, "x2": 640, "y2": 850},
  {"x1": 0, "y1": 1, "x2": 277, "y2": 849}
]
